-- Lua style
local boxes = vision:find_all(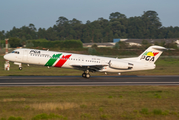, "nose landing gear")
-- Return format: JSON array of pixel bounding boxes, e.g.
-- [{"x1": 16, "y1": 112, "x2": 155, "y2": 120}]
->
[
  {"x1": 14, "y1": 62, "x2": 22, "y2": 70},
  {"x1": 19, "y1": 67, "x2": 23, "y2": 70}
]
